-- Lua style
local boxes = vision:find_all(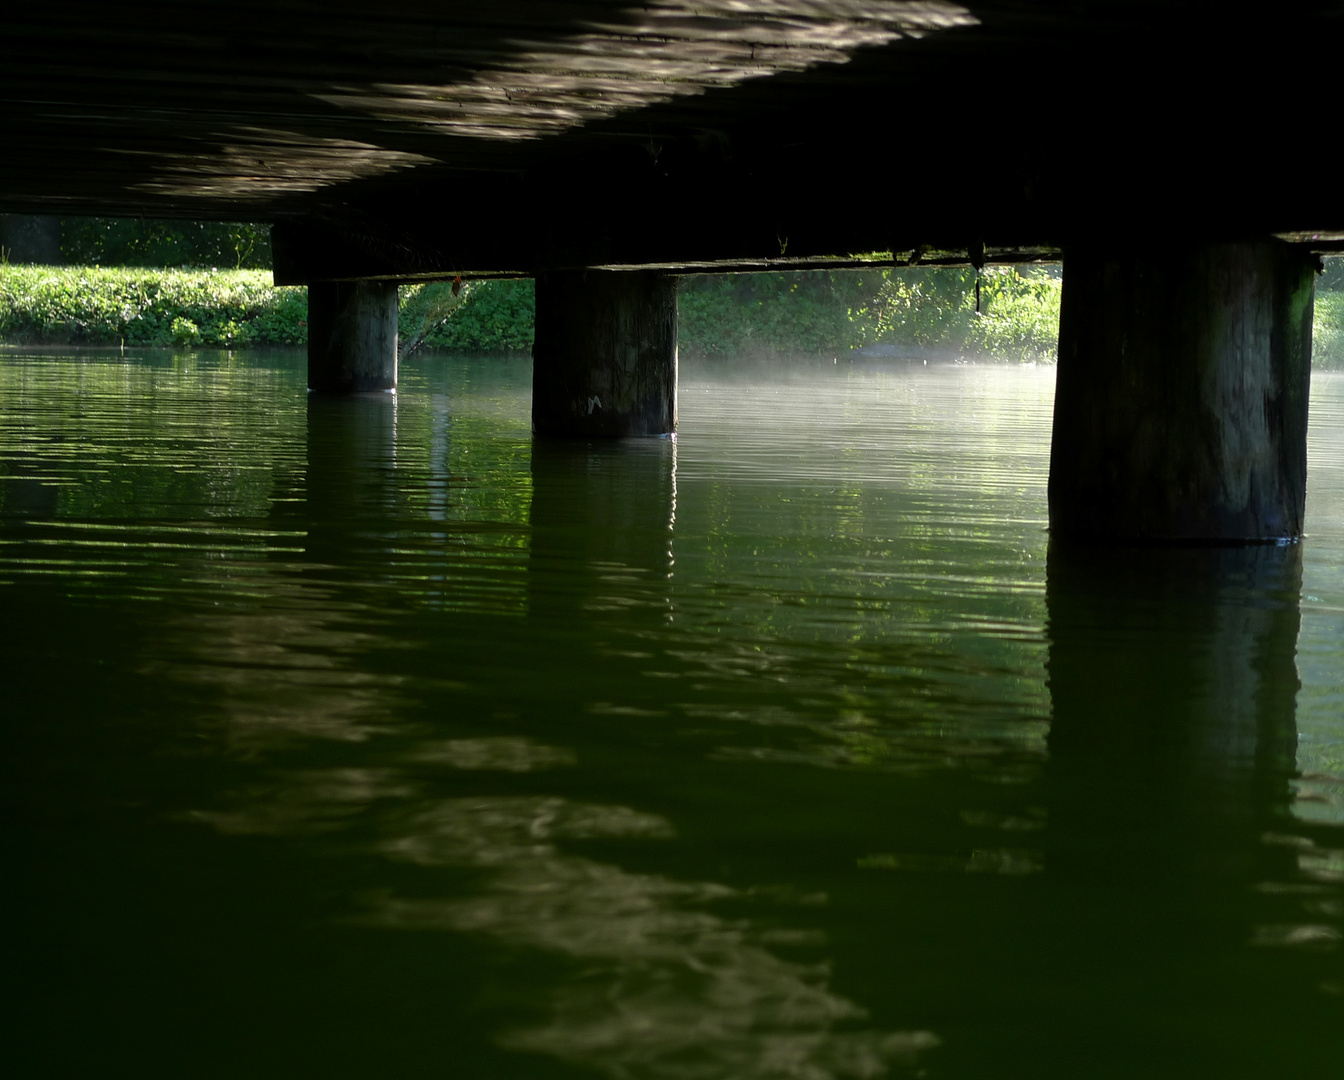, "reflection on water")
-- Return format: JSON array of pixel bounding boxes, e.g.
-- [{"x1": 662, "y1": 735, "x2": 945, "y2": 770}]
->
[
  {"x1": 374, "y1": 784, "x2": 938, "y2": 1080},
  {"x1": 529, "y1": 438, "x2": 677, "y2": 622},
  {"x1": 1, "y1": 349, "x2": 1341, "y2": 1076},
  {"x1": 1036, "y1": 541, "x2": 1344, "y2": 1074},
  {"x1": 1047, "y1": 542, "x2": 1302, "y2": 875},
  {"x1": 304, "y1": 387, "x2": 533, "y2": 616}
]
